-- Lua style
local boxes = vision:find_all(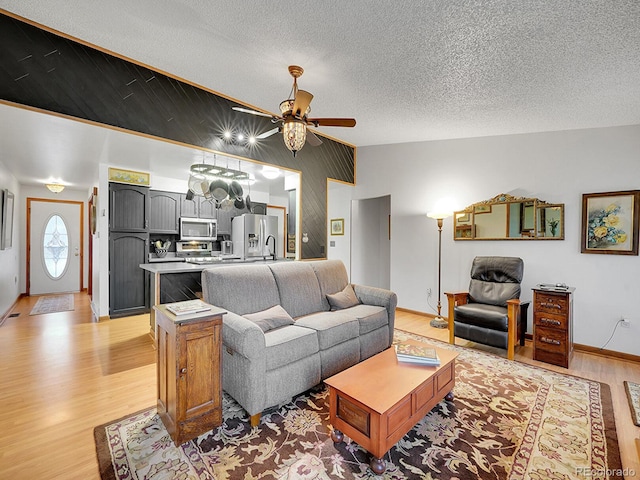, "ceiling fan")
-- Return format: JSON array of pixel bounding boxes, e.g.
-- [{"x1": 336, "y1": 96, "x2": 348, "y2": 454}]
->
[{"x1": 232, "y1": 65, "x2": 356, "y2": 156}]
